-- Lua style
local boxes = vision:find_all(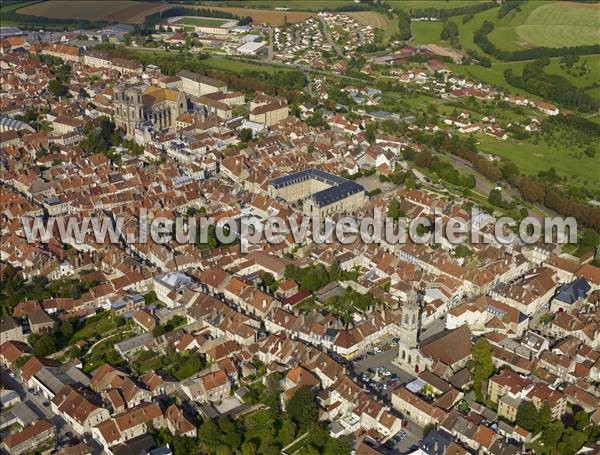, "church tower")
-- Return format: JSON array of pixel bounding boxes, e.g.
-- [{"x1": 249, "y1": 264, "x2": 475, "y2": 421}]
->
[{"x1": 398, "y1": 288, "x2": 421, "y2": 348}]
